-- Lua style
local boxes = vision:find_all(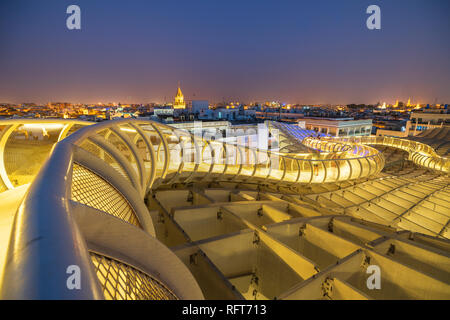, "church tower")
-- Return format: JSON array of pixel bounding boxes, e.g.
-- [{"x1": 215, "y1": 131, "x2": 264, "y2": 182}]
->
[{"x1": 173, "y1": 83, "x2": 186, "y2": 109}]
